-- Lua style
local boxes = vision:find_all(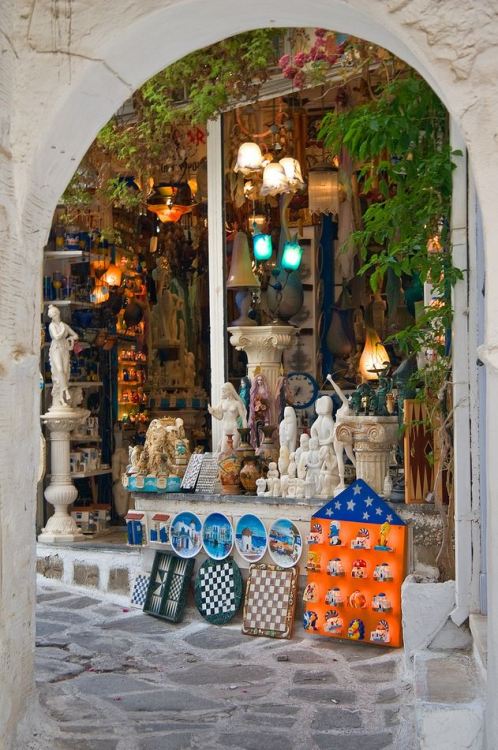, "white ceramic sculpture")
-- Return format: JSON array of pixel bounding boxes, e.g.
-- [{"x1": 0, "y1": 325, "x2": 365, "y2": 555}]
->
[
  {"x1": 256, "y1": 476, "x2": 267, "y2": 496},
  {"x1": 278, "y1": 444, "x2": 290, "y2": 476},
  {"x1": 294, "y1": 433, "x2": 310, "y2": 472},
  {"x1": 311, "y1": 395, "x2": 340, "y2": 488},
  {"x1": 208, "y1": 382, "x2": 248, "y2": 453},
  {"x1": 47, "y1": 304, "x2": 79, "y2": 410},
  {"x1": 279, "y1": 405, "x2": 298, "y2": 454},
  {"x1": 305, "y1": 436, "x2": 322, "y2": 495},
  {"x1": 326, "y1": 375, "x2": 357, "y2": 493},
  {"x1": 317, "y1": 444, "x2": 336, "y2": 498},
  {"x1": 265, "y1": 461, "x2": 281, "y2": 497}
]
